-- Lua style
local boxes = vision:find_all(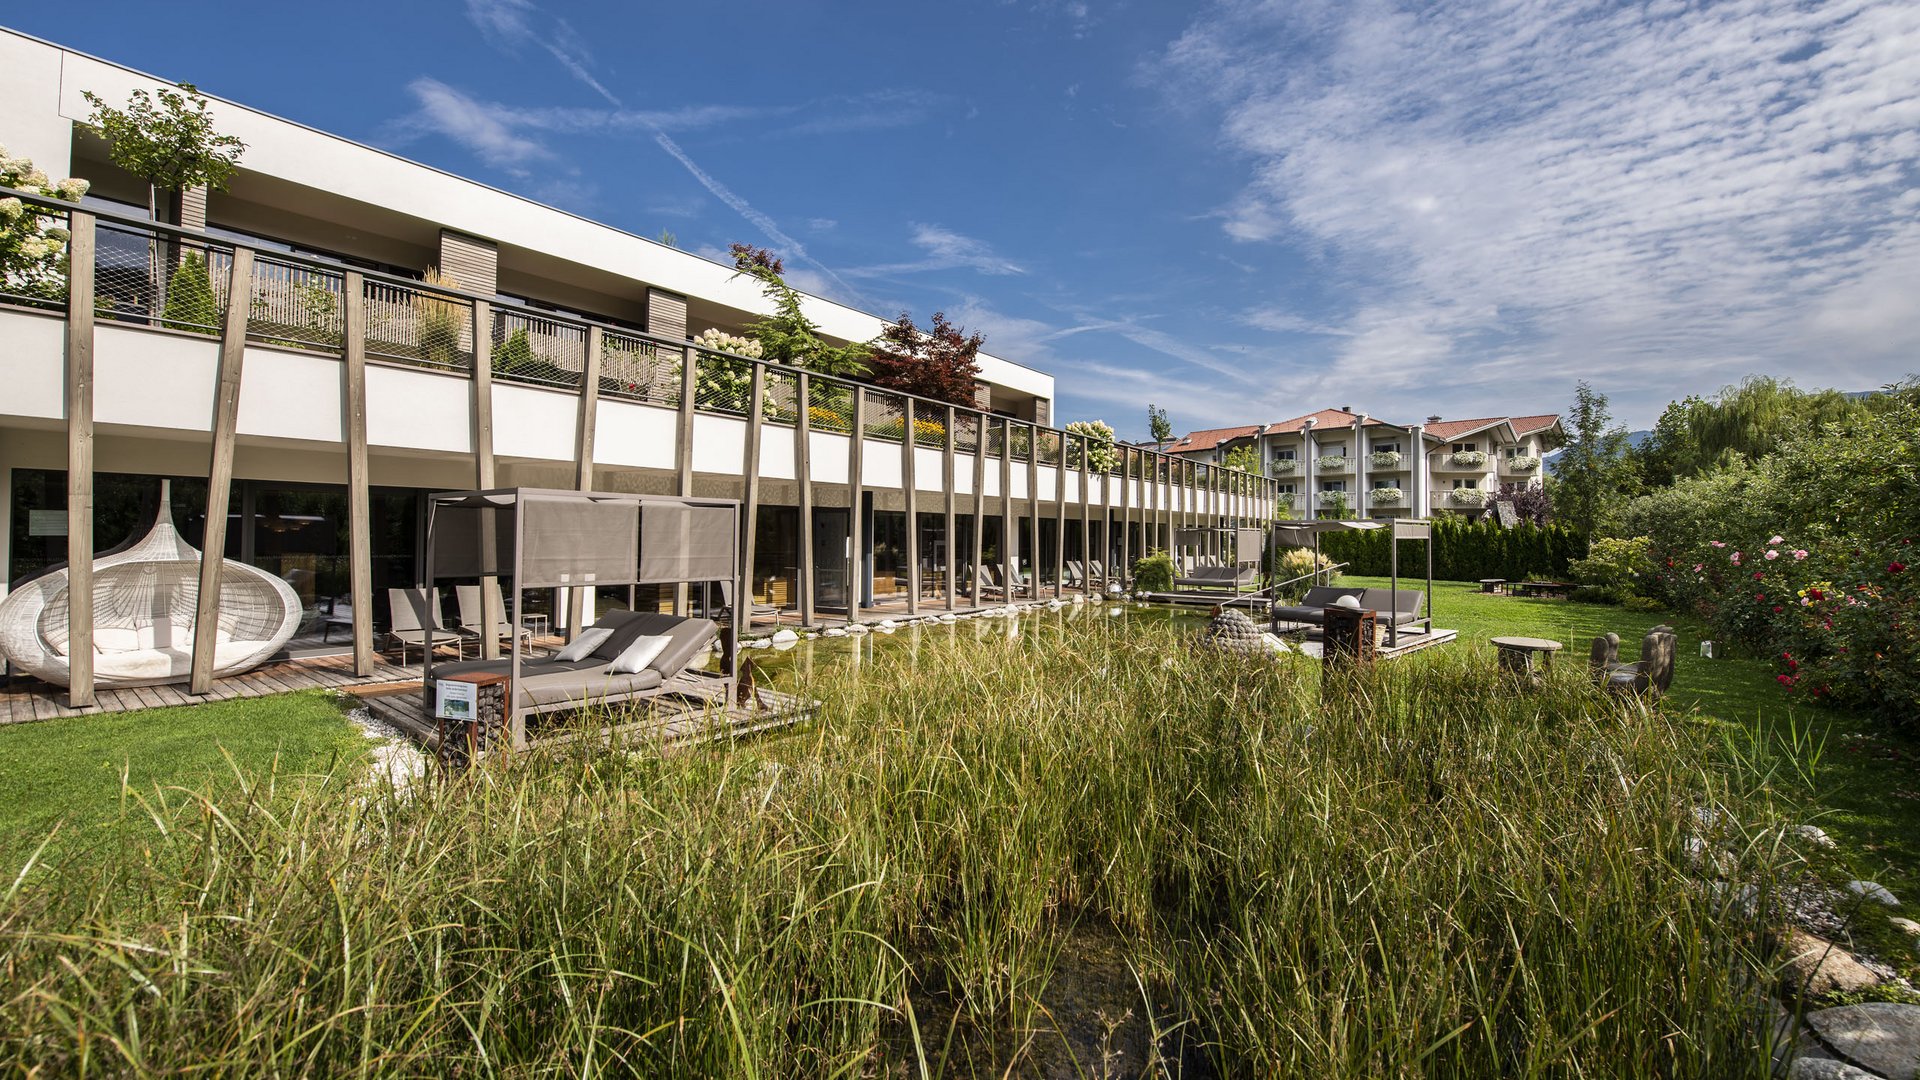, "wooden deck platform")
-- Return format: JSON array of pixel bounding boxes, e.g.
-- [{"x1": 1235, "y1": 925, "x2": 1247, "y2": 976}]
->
[
  {"x1": 1141, "y1": 589, "x2": 1270, "y2": 610},
  {"x1": 2, "y1": 652, "x2": 424, "y2": 725}
]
